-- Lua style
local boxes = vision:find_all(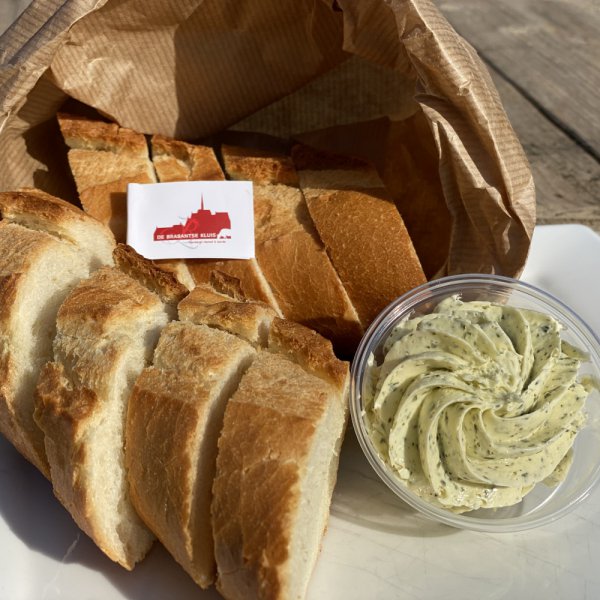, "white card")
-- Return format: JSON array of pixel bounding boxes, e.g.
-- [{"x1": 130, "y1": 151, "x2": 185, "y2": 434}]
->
[{"x1": 126, "y1": 181, "x2": 254, "y2": 260}]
